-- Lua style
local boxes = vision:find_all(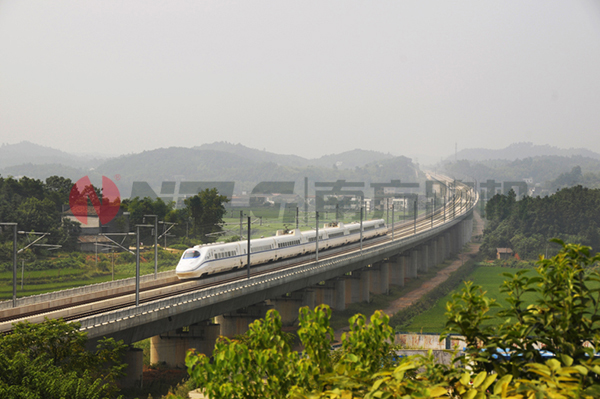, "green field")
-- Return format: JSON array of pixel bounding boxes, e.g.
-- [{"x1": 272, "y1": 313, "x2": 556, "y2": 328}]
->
[{"x1": 402, "y1": 265, "x2": 539, "y2": 333}]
